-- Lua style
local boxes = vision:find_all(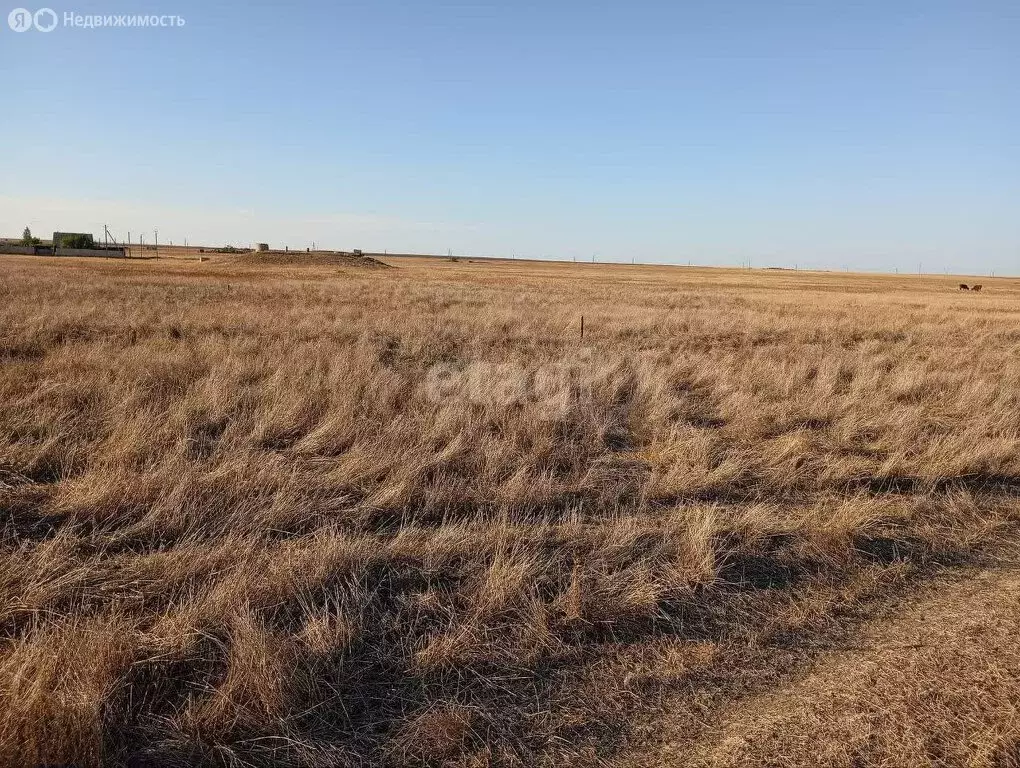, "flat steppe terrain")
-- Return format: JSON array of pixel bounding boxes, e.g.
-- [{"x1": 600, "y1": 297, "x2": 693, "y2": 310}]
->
[{"x1": 2, "y1": 252, "x2": 1020, "y2": 767}]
